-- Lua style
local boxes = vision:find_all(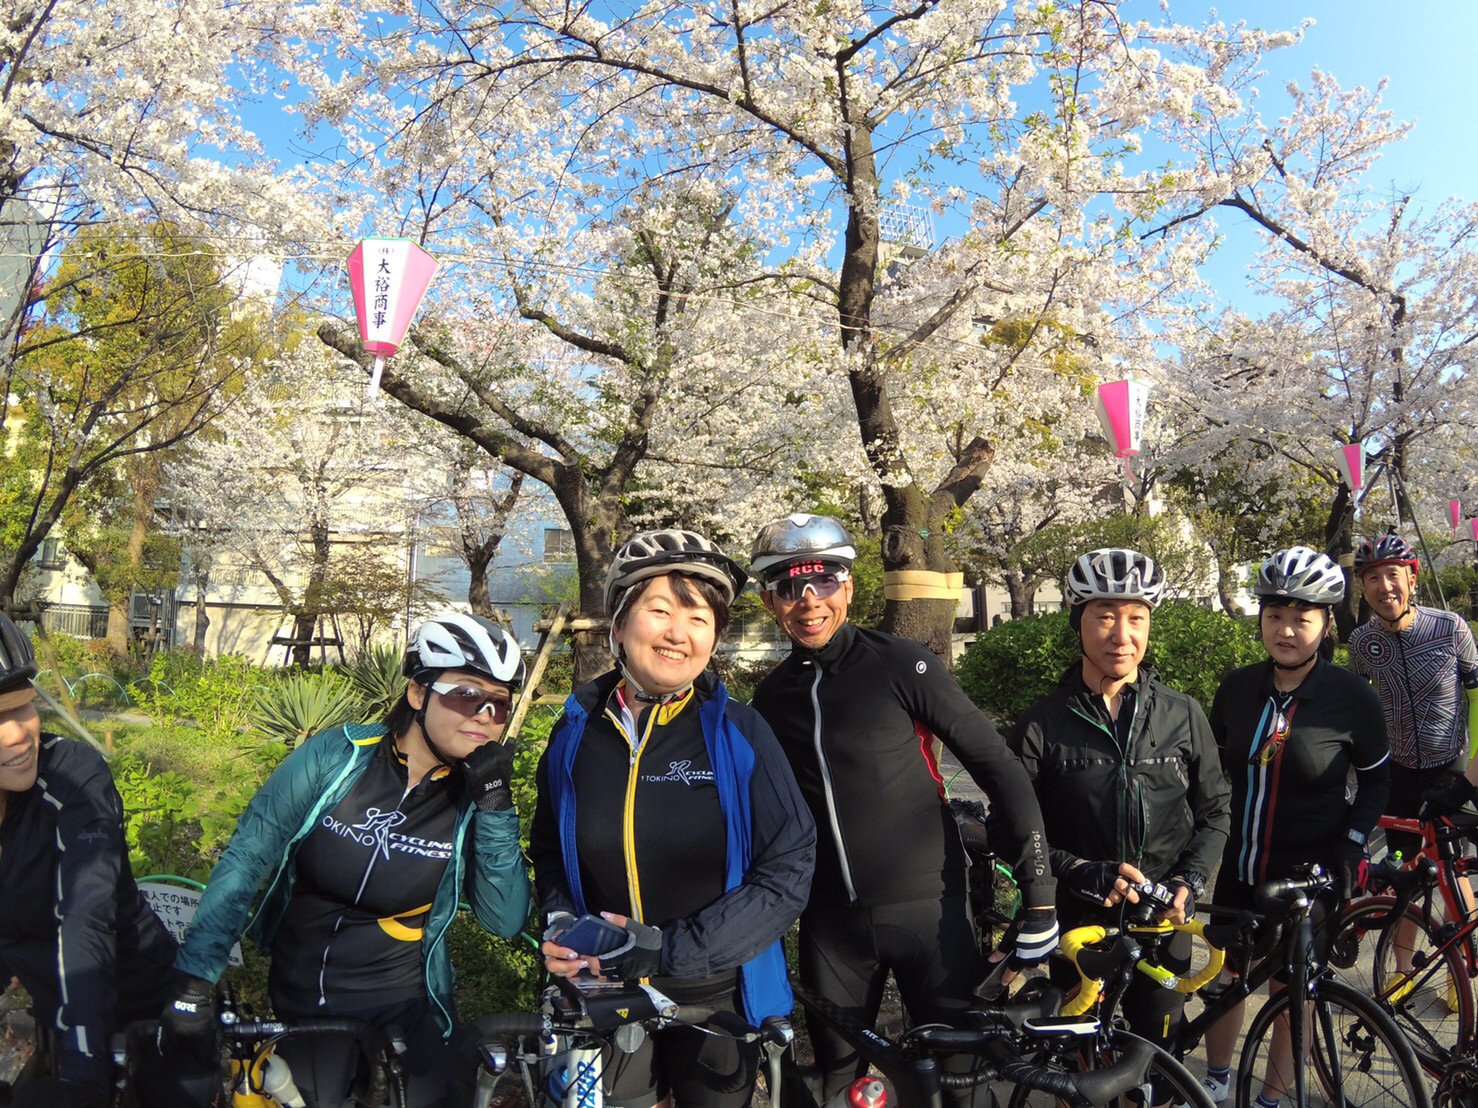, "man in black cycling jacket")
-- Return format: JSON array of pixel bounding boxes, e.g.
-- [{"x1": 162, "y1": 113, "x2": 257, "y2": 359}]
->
[
  {"x1": 0, "y1": 613, "x2": 179, "y2": 1108},
  {"x1": 749, "y1": 513, "x2": 1057, "y2": 1105},
  {"x1": 1011, "y1": 548, "x2": 1229, "y2": 1102}
]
